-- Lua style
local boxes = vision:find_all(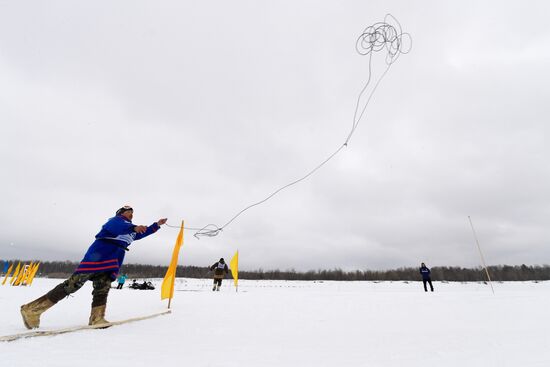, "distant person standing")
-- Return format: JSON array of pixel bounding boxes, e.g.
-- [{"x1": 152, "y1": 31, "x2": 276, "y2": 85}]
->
[
  {"x1": 420, "y1": 262, "x2": 434, "y2": 292},
  {"x1": 210, "y1": 258, "x2": 229, "y2": 291},
  {"x1": 116, "y1": 274, "x2": 128, "y2": 289}
]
